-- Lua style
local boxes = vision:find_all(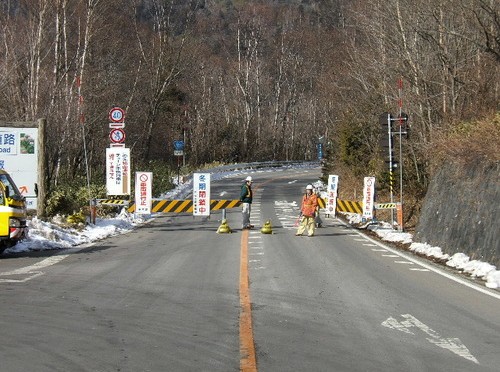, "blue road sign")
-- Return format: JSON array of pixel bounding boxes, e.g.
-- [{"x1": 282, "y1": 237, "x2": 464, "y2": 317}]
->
[{"x1": 173, "y1": 140, "x2": 184, "y2": 151}]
